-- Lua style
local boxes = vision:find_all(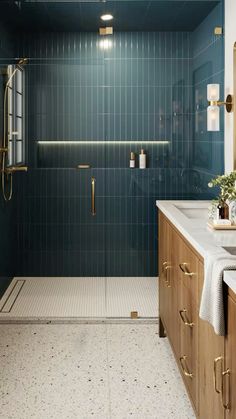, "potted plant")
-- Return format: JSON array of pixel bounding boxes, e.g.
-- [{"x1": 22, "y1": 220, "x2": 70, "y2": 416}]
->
[{"x1": 208, "y1": 172, "x2": 236, "y2": 220}]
